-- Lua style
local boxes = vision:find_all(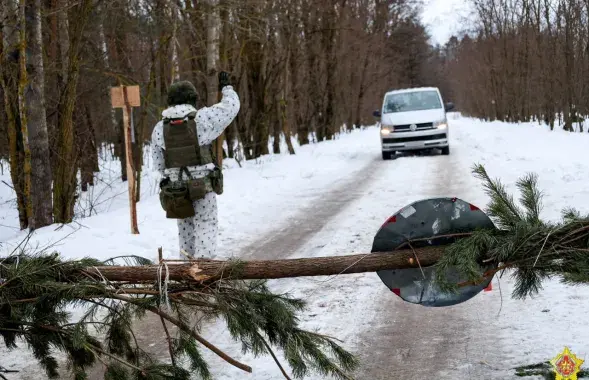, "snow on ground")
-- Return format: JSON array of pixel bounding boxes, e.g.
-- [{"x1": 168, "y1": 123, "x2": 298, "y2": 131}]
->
[
  {"x1": 445, "y1": 118, "x2": 589, "y2": 377},
  {"x1": 0, "y1": 127, "x2": 376, "y2": 261},
  {"x1": 2, "y1": 115, "x2": 589, "y2": 379}
]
